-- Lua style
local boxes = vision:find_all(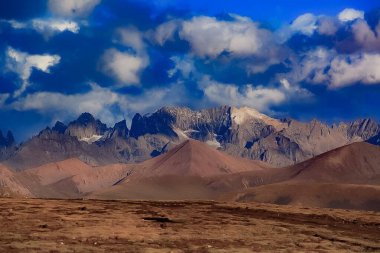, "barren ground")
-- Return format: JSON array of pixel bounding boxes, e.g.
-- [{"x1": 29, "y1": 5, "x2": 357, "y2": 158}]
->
[{"x1": 0, "y1": 198, "x2": 379, "y2": 252}]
